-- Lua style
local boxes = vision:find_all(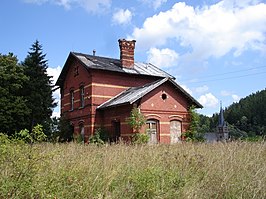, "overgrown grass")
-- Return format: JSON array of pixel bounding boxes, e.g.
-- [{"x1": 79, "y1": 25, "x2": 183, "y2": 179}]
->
[{"x1": 1, "y1": 141, "x2": 265, "y2": 198}]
